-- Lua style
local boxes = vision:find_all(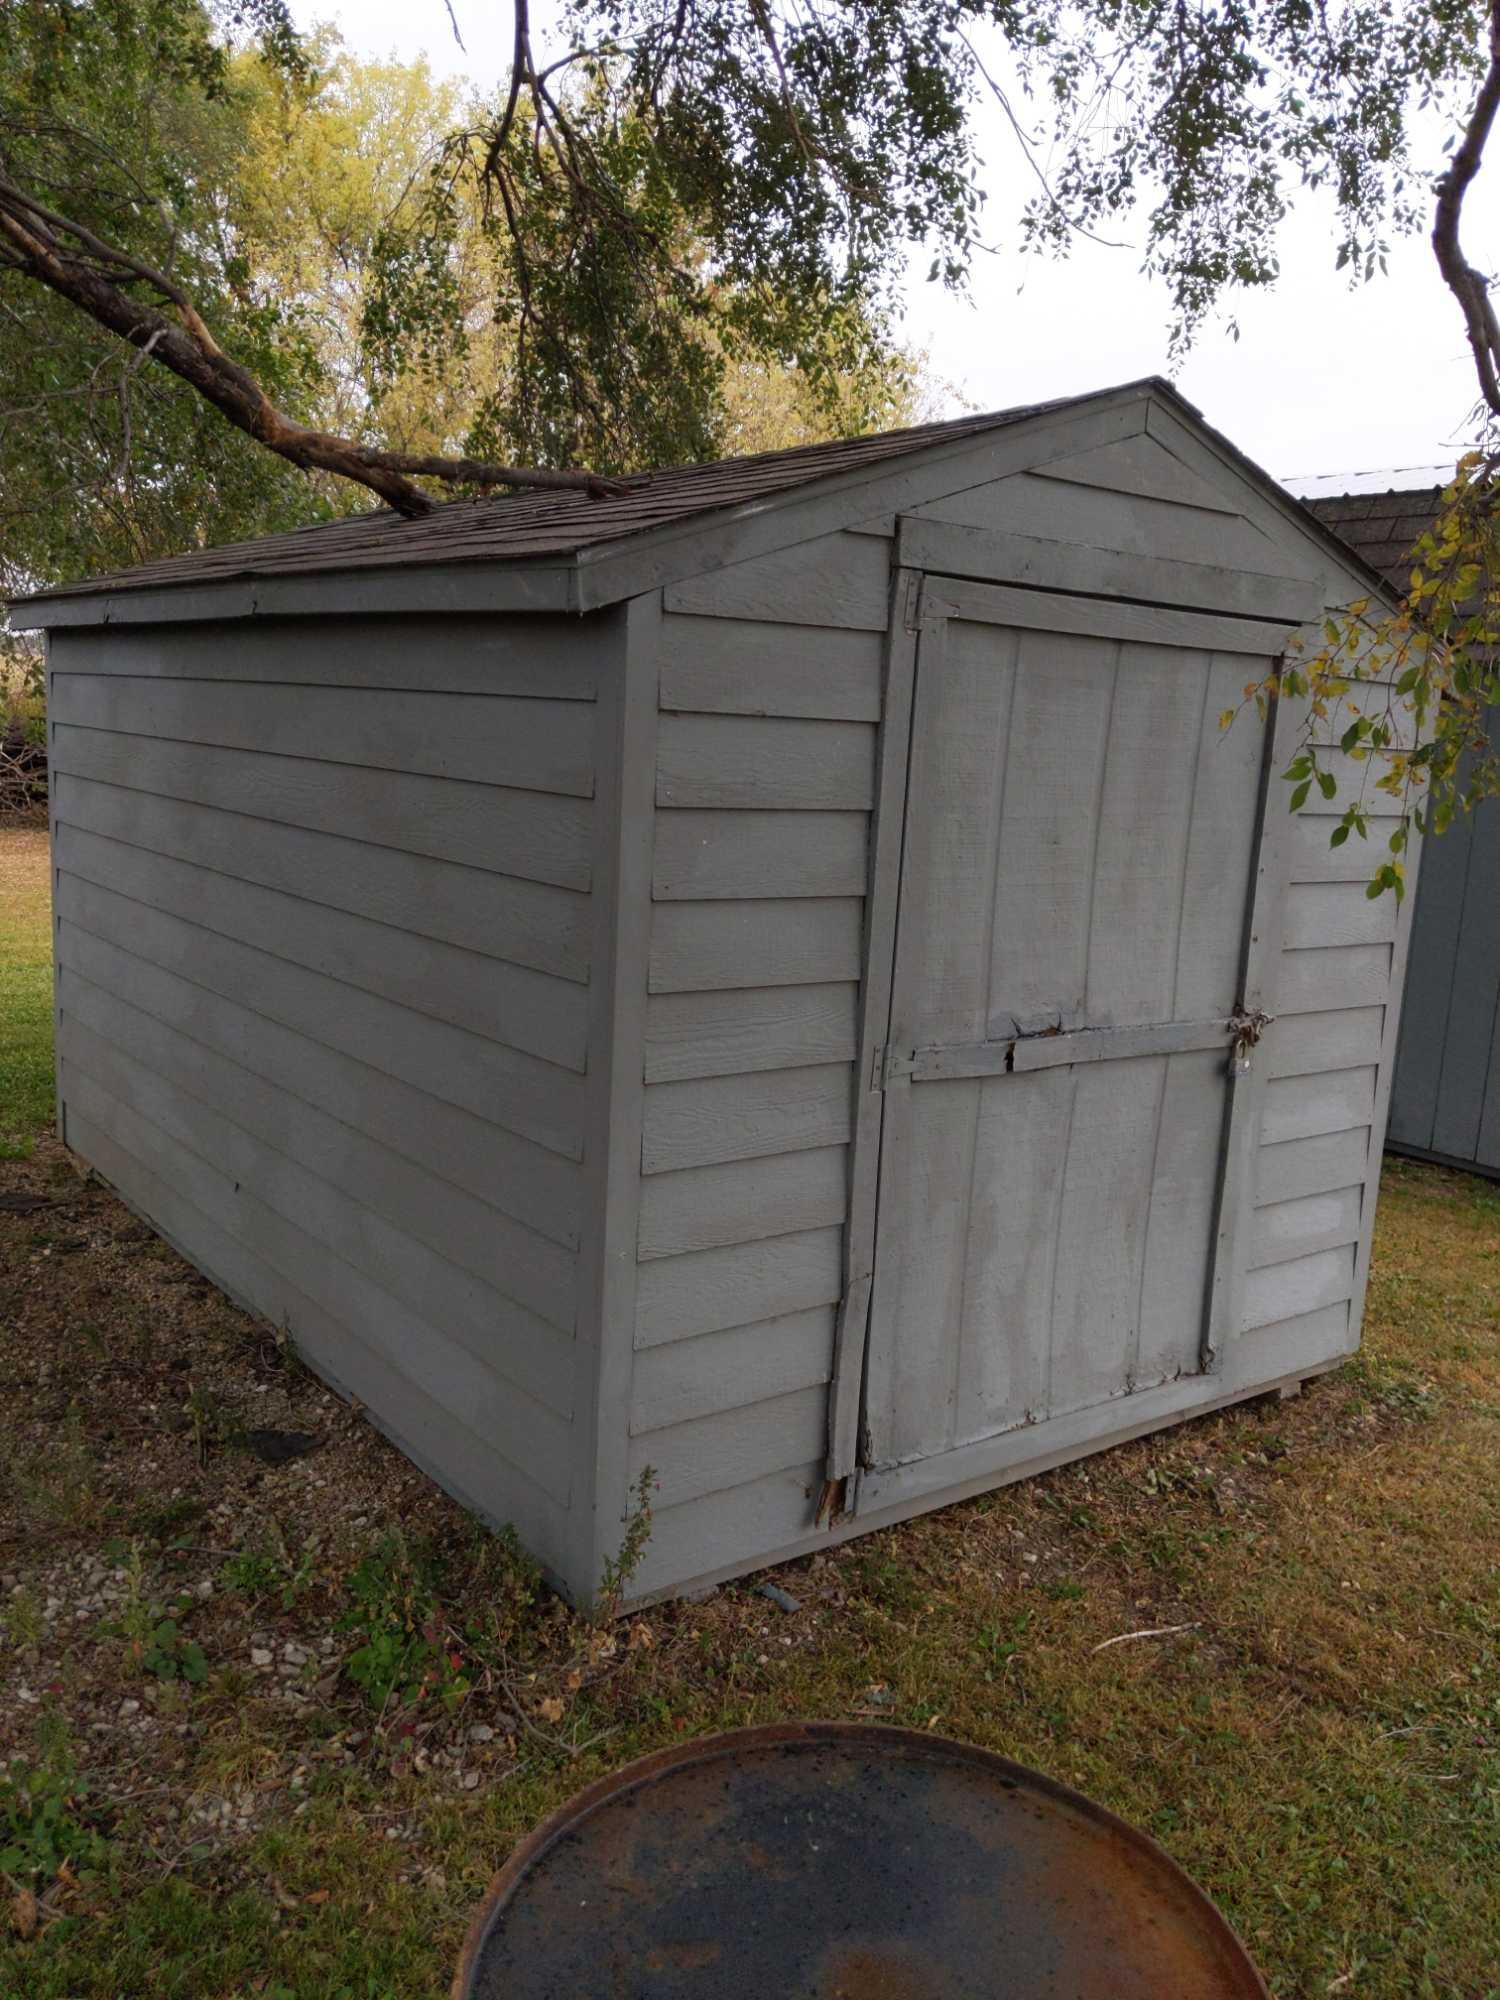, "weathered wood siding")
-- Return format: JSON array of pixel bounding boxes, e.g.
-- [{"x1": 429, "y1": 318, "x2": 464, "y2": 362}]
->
[
  {"x1": 1243, "y1": 693, "x2": 1422, "y2": 1376},
  {"x1": 629, "y1": 556, "x2": 886, "y2": 1592},
  {"x1": 1387, "y1": 710, "x2": 1500, "y2": 1177},
  {"x1": 48, "y1": 614, "x2": 614, "y2": 1581}
]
